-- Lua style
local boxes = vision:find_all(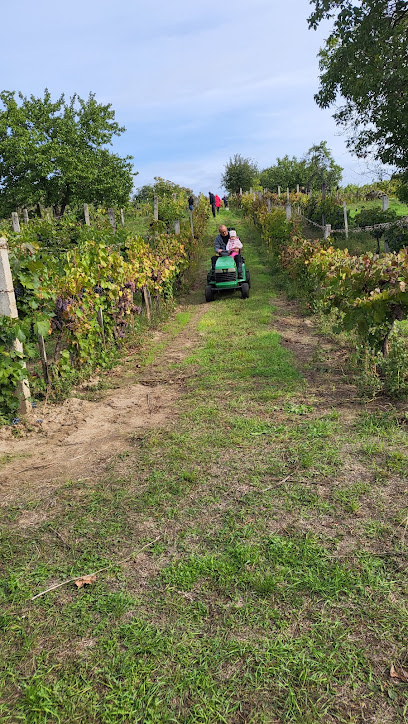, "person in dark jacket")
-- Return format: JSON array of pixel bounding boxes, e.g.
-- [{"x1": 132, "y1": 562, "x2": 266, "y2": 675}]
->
[
  {"x1": 208, "y1": 192, "x2": 216, "y2": 218},
  {"x1": 188, "y1": 195, "x2": 194, "y2": 211},
  {"x1": 222, "y1": 195, "x2": 228, "y2": 209},
  {"x1": 211, "y1": 225, "x2": 243, "y2": 277}
]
